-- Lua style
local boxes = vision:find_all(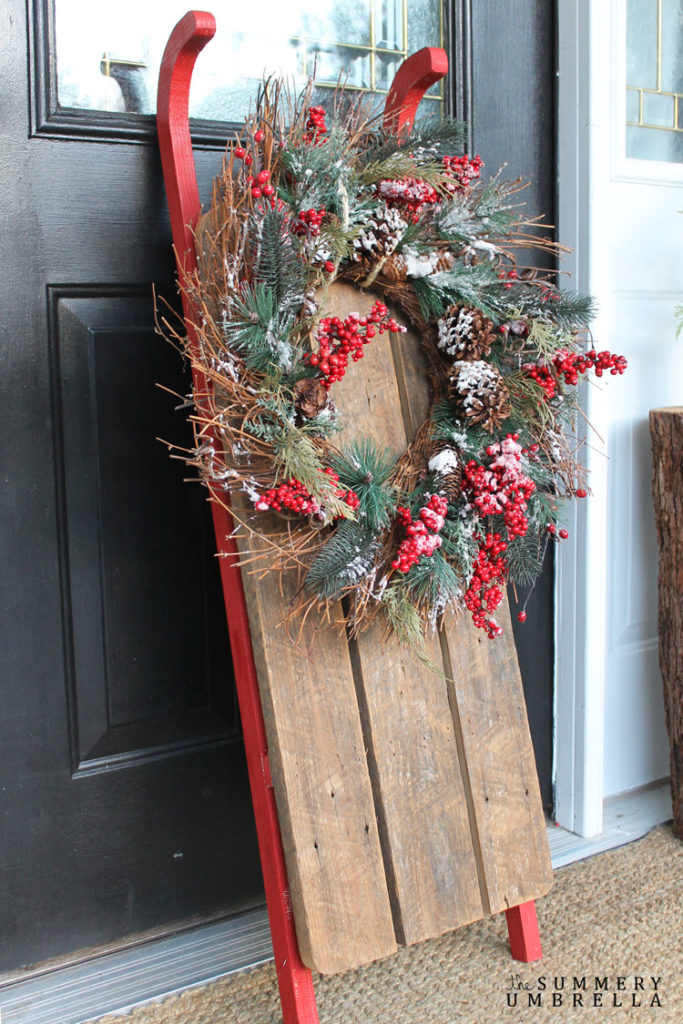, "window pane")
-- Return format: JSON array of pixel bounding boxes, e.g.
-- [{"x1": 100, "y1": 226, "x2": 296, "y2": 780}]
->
[
  {"x1": 626, "y1": 0, "x2": 683, "y2": 163},
  {"x1": 627, "y1": 0, "x2": 659, "y2": 90},
  {"x1": 55, "y1": 0, "x2": 443, "y2": 121}
]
